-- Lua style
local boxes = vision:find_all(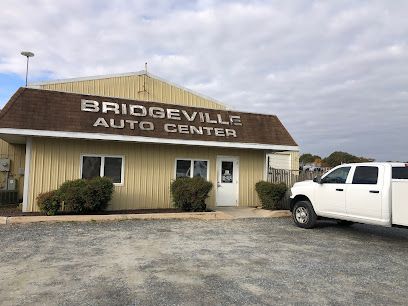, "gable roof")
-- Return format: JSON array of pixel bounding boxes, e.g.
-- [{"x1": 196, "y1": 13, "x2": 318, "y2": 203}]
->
[
  {"x1": 29, "y1": 71, "x2": 229, "y2": 110},
  {"x1": 0, "y1": 87, "x2": 298, "y2": 151}
]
